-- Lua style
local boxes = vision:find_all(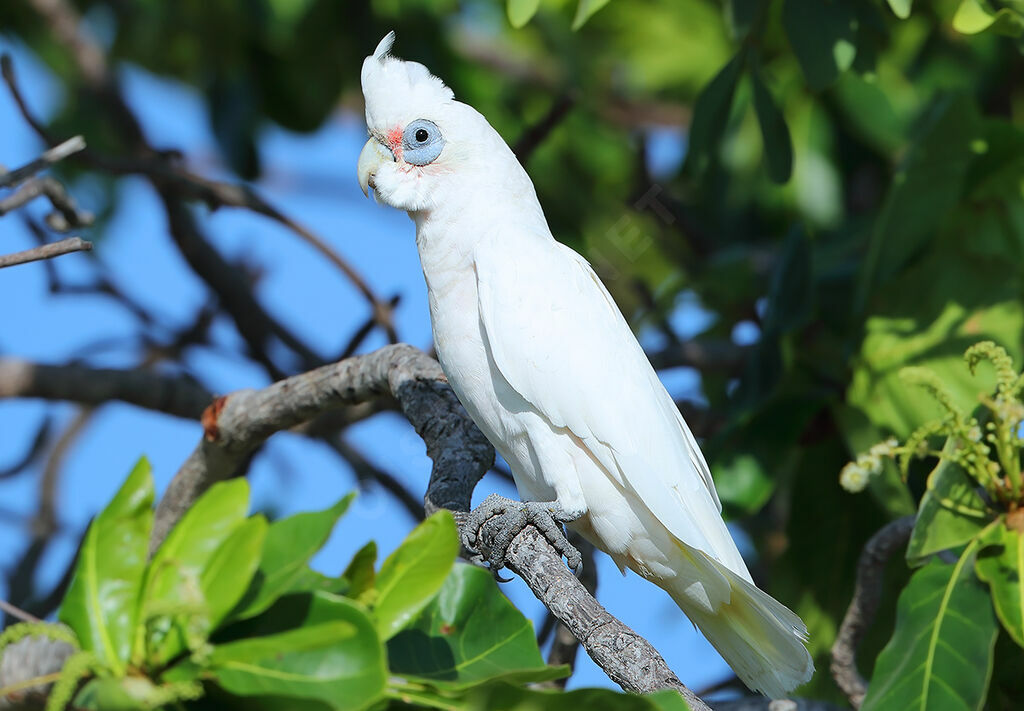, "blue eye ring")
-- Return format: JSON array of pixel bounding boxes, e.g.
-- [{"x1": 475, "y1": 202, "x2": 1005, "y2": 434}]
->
[{"x1": 403, "y1": 119, "x2": 444, "y2": 166}]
